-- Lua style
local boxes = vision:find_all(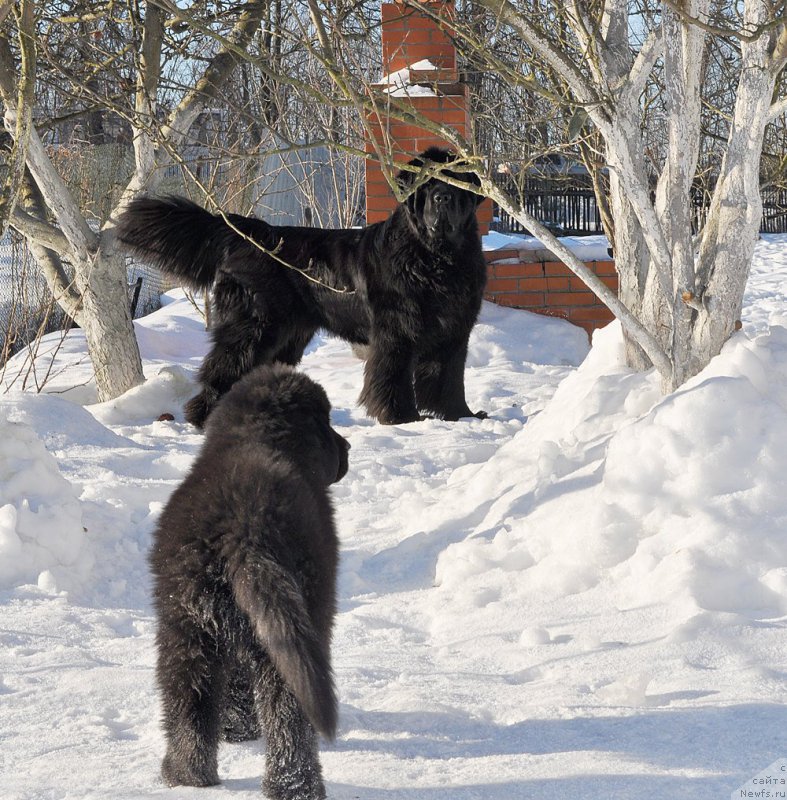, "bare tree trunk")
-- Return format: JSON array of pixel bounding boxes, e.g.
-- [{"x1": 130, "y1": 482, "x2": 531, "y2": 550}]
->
[
  {"x1": 608, "y1": 175, "x2": 657, "y2": 372},
  {"x1": 691, "y1": 0, "x2": 783, "y2": 371},
  {"x1": 561, "y1": 0, "x2": 779, "y2": 390},
  {"x1": 0, "y1": 0, "x2": 34, "y2": 238},
  {"x1": 13, "y1": 169, "x2": 83, "y2": 321},
  {"x1": 73, "y1": 248, "x2": 144, "y2": 399},
  {"x1": 655, "y1": 0, "x2": 707, "y2": 390},
  {"x1": 0, "y1": 32, "x2": 145, "y2": 401}
]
